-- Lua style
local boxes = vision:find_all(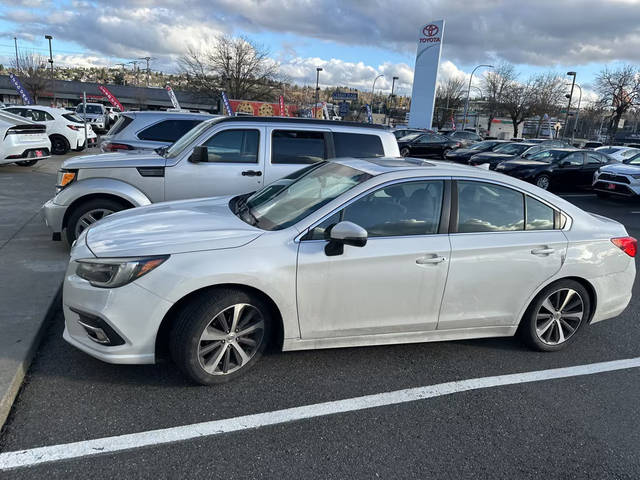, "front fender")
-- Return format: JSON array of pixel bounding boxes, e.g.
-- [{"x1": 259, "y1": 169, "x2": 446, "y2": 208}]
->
[{"x1": 54, "y1": 178, "x2": 152, "y2": 208}]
